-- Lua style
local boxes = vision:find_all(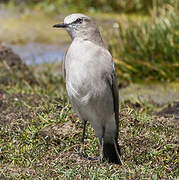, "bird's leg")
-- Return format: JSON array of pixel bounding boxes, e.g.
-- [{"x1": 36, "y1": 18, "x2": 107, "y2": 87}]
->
[
  {"x1": 79, "y1": 120, "x2": 87, "y2": 158},
  {"x1": 81, "y1": 120, "x2": 87, "y2": 143},
  {"x1": 99, "y1": 137, "x2": 104, "y2": 163}
]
